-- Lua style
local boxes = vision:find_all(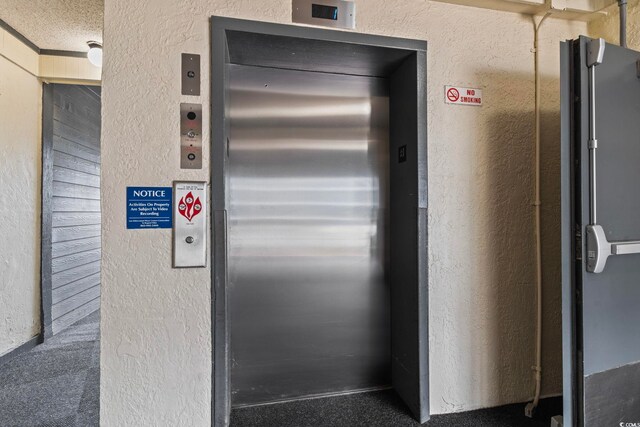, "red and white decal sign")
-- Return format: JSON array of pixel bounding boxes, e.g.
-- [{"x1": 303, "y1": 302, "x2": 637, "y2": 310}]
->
[
  {"x1": 445, "y1": 86, "x2": 483, "y2": 106},
  {"x1": 178, "y1": 191, "x2": 202, "y2": 222}
]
